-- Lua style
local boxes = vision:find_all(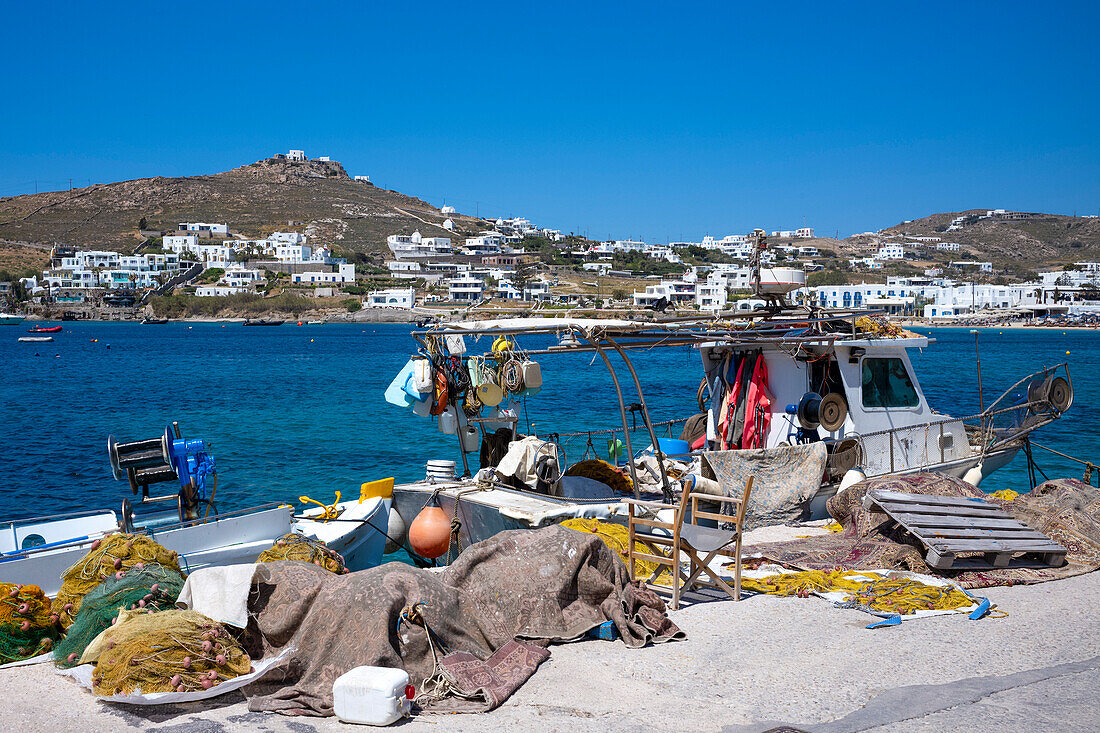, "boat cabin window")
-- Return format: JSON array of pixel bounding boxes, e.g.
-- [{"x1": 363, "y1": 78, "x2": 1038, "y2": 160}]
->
[{"x1": 861, "y1": 357, "x2": 919, "y2": 409}]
